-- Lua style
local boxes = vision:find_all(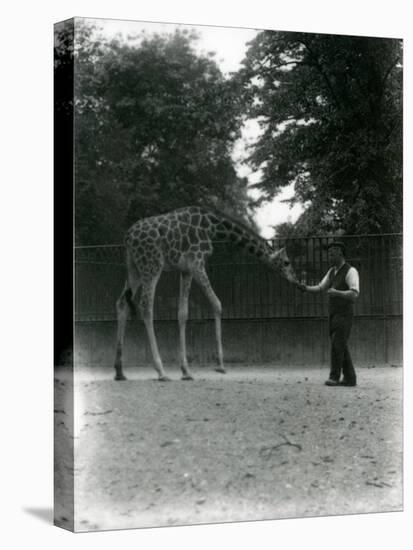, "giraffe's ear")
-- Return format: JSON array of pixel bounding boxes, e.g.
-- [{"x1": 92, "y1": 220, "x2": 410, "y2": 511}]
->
[
  {"x1": 269, "y1": 248, "x2": 283, "y2": 261},
  {"x1": 270, "y1": 247, "x2": 289, "y2": 262}
]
